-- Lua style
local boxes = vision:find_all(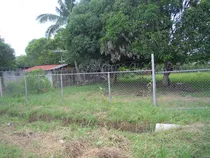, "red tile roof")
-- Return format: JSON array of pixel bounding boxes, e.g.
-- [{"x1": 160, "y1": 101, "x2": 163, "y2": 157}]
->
[{"x1": 24, "y1": 64, "x2": 67, "y2": 72}]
